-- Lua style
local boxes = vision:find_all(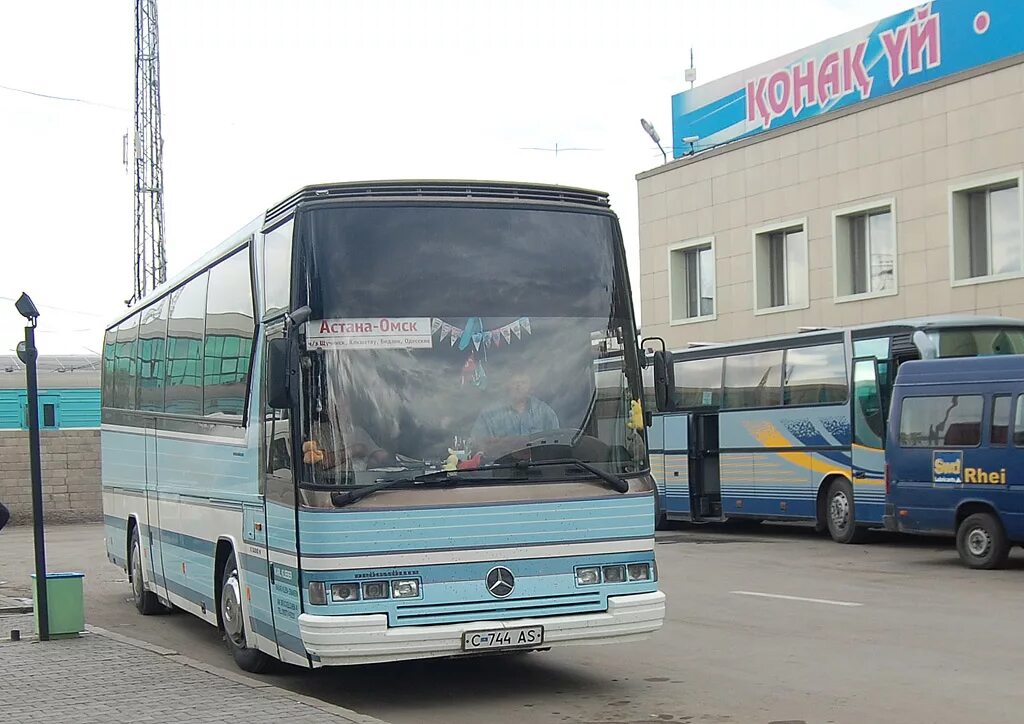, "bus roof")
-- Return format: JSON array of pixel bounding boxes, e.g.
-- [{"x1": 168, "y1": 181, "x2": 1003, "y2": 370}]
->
[
  {"x1": 895, "y1": 354, "x2": 1024, "y2": 388},
  {"x1": 108, "y1": 180, "x2": 615, "y2": 331}
]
